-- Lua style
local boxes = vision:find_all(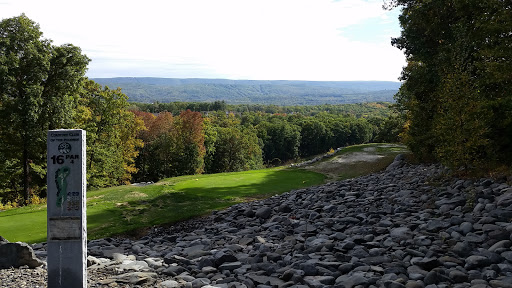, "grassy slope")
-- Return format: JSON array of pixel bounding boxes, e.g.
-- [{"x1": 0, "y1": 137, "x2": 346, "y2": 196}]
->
[
  {"x1": 0, "y1": 167, "x2": 325, "y2": 243},
  {"x1": 1, "y1": 143, "x2": 409, "y2": 243}
]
